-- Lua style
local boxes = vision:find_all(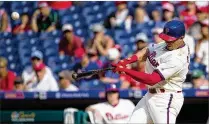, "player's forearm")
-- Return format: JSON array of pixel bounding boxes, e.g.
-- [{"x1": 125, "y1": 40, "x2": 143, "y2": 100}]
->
[
  {"x1": 118, "y1": 47, "x2": 148, "y2": 66},
  {"x1": 117, "y1": 68, "x2": 163, "y2": 86},
  {"x1": 136, "y1": 47, "x2": 148, "y2": 62}
]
